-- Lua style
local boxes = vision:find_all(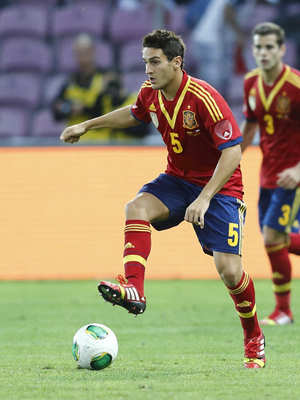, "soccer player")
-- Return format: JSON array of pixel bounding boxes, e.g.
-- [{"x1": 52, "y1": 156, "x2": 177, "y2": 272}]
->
[
  {"x1": 61, "y1": 30, "x2": 265, "y2": 368},
  {"x1": 241, "y1": 22, "x2": 300, "y2": 325}
]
